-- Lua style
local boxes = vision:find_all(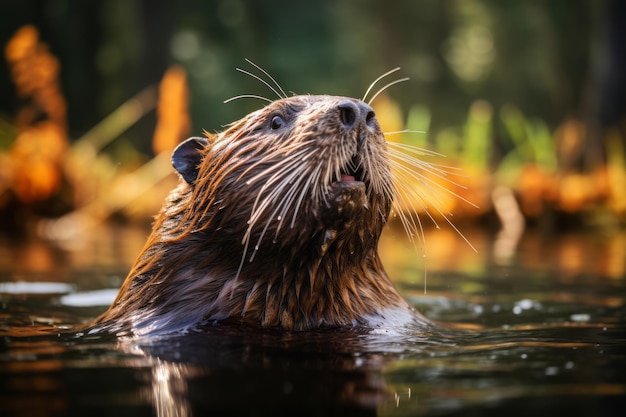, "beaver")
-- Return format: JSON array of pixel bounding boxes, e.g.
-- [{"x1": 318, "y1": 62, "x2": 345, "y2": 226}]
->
[{"x1": 91, "y1": 93, "x2": 435, "y2": 337}]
